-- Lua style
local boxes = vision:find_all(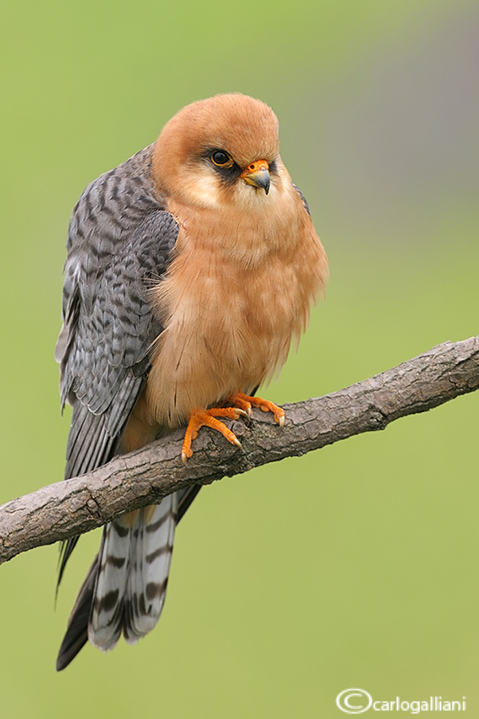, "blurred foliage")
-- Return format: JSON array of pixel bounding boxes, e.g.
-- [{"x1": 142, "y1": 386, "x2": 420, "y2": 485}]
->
[{"x1": 1, "y1": 0, "x2": 478, "y2": 716}]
